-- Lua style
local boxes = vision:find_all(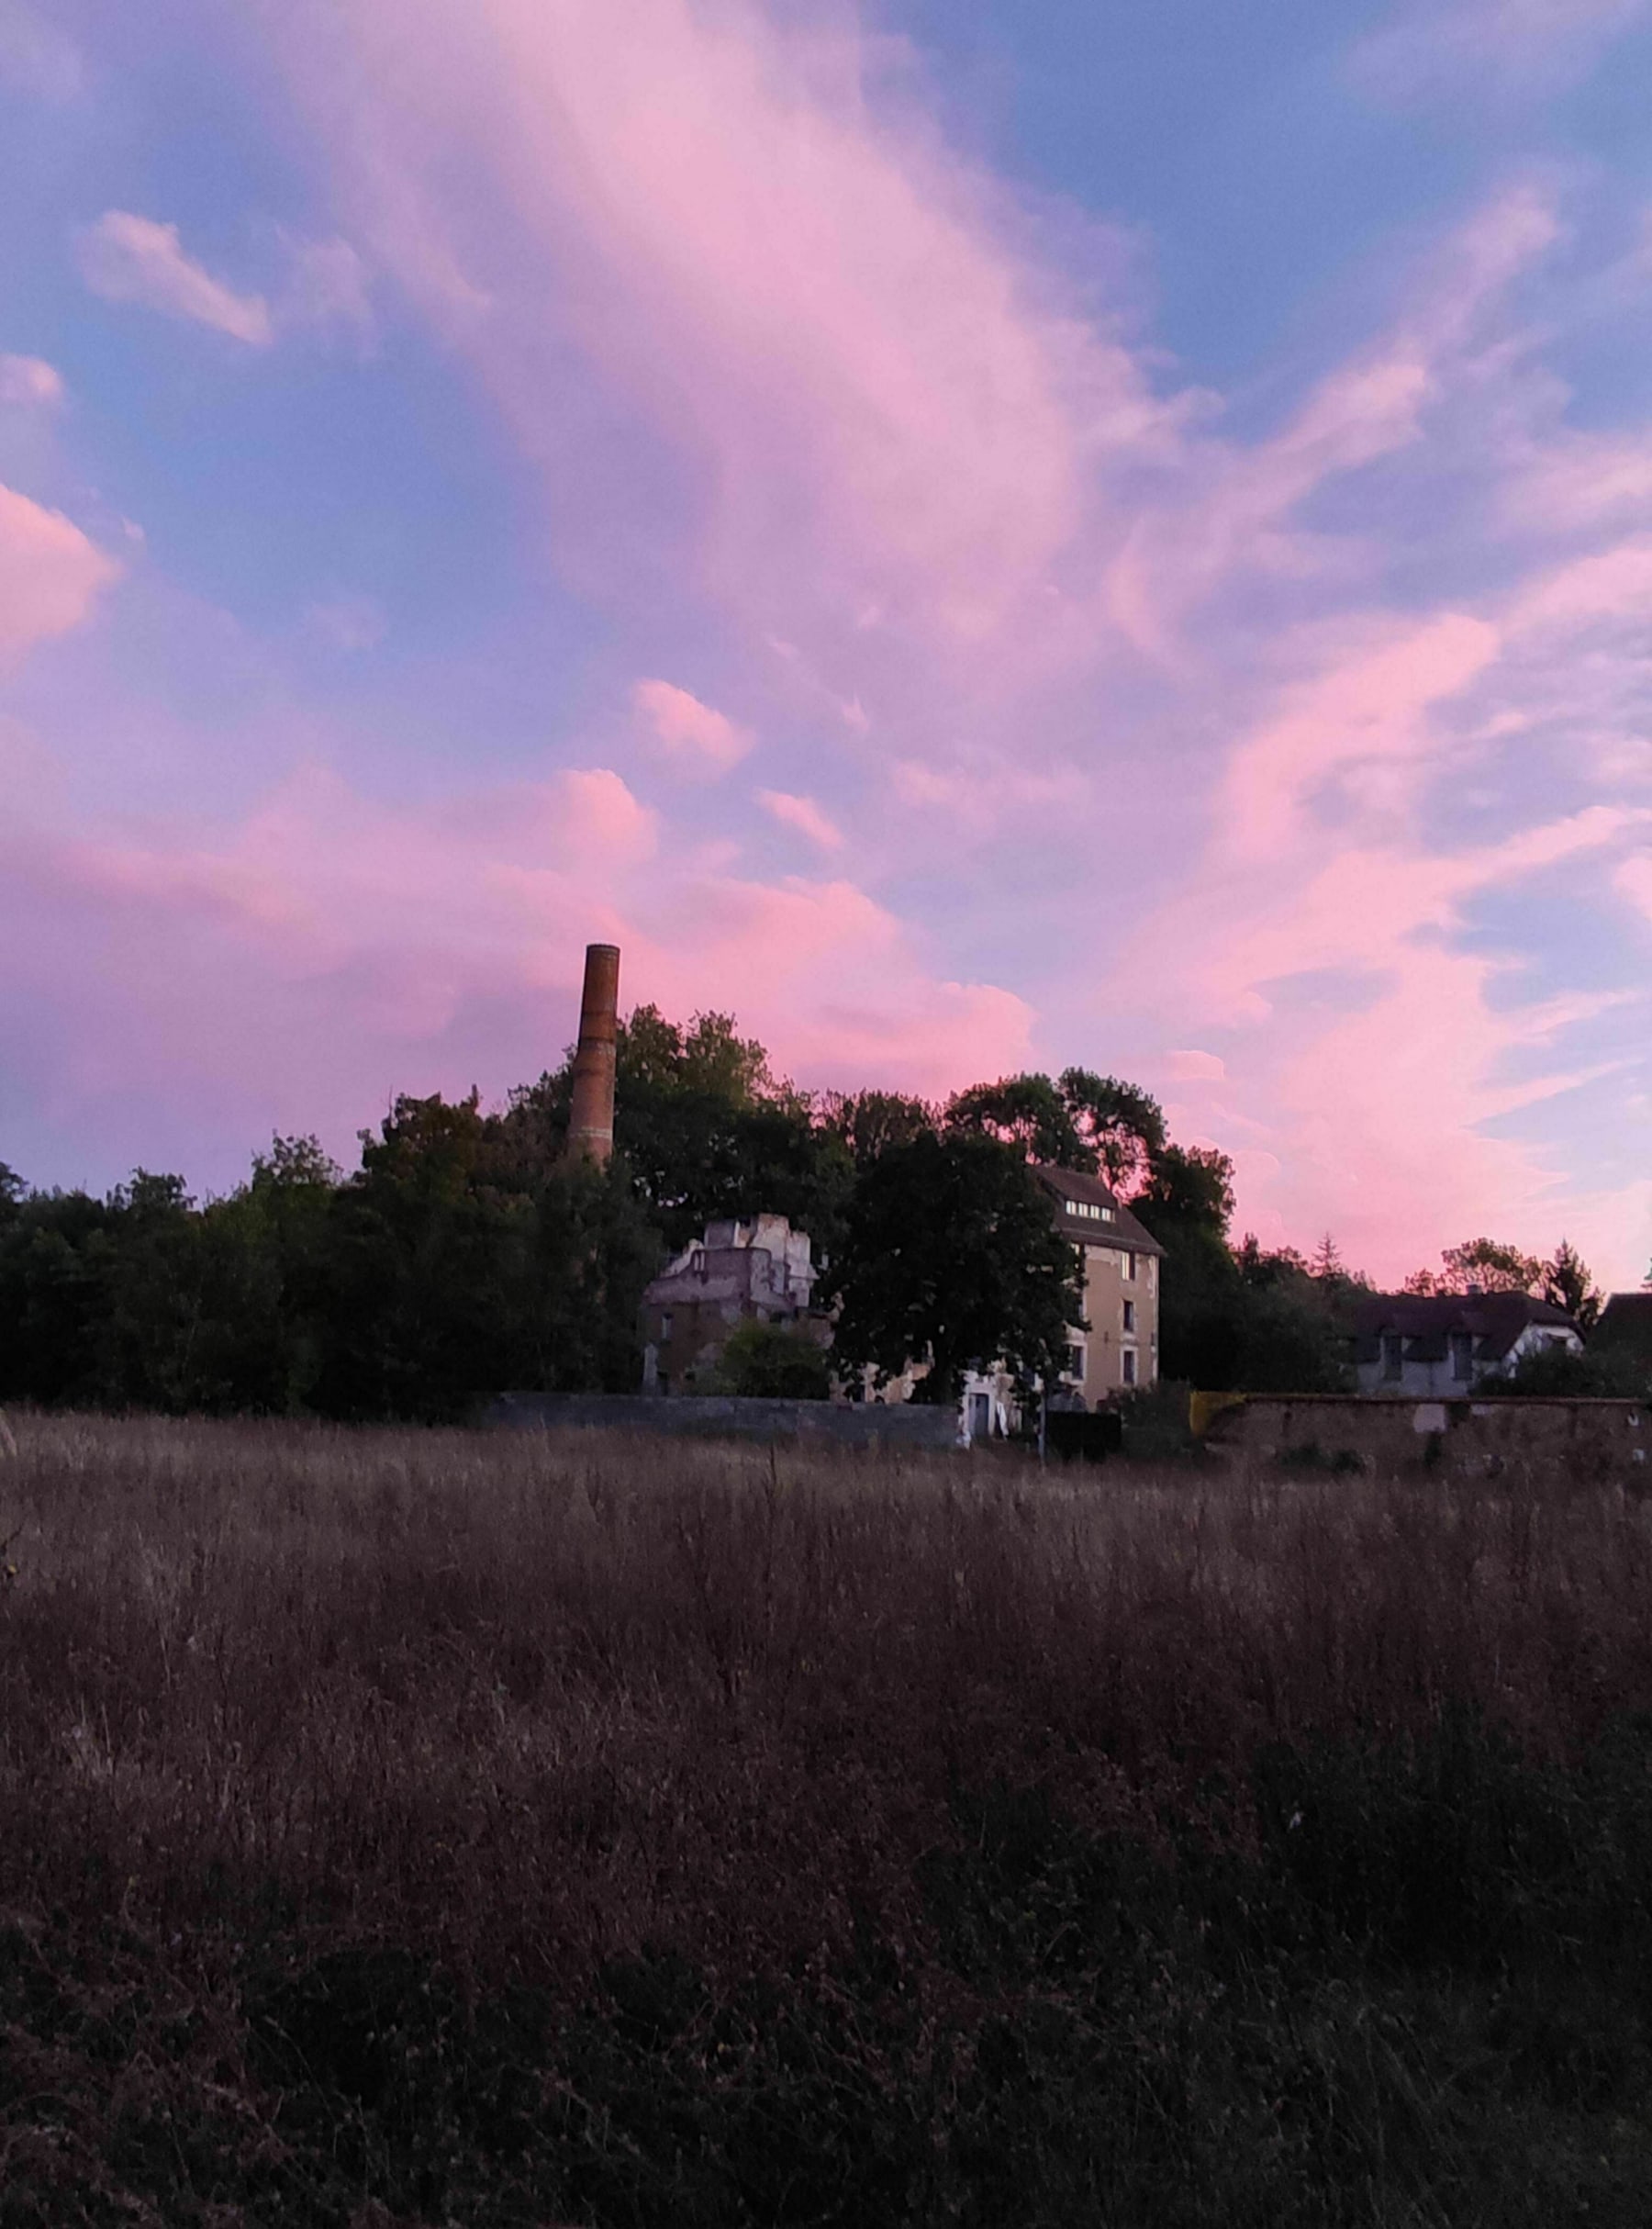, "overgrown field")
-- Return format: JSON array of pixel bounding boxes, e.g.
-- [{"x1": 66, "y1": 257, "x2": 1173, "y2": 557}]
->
[{"x1": 5, "y1": 1414, "x2": 1652, "y2": 2225}]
